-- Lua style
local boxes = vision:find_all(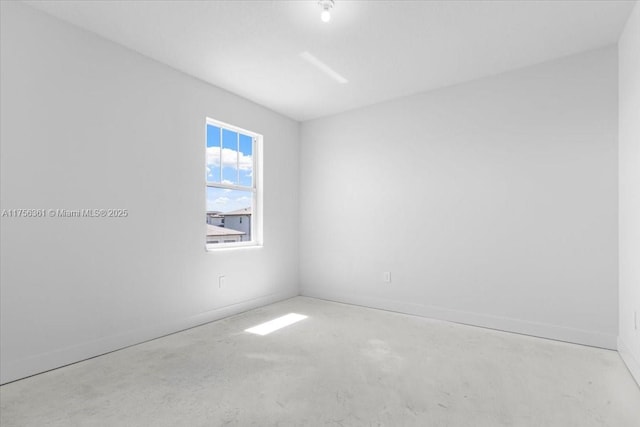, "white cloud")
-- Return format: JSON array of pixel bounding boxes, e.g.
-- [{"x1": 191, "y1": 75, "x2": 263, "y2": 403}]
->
[
  {"x1": 235, "y1": 196, "x2": 251, "y2": 202},
  {"x1": 214, "y1": 196, "x2": 230, "y2": 205},
  {"x1": 207, "y1": 147, "x2": 252, "y2": 171}
]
